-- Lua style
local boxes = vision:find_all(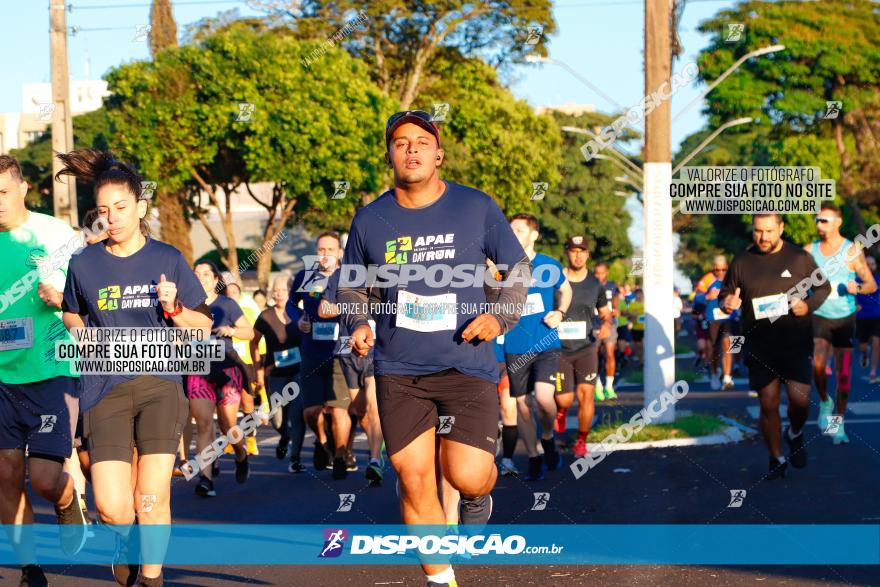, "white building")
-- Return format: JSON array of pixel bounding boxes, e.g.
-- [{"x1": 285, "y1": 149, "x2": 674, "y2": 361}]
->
[{"x1": 0, "y1": 79, "x2": 110, "y2": 154}]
